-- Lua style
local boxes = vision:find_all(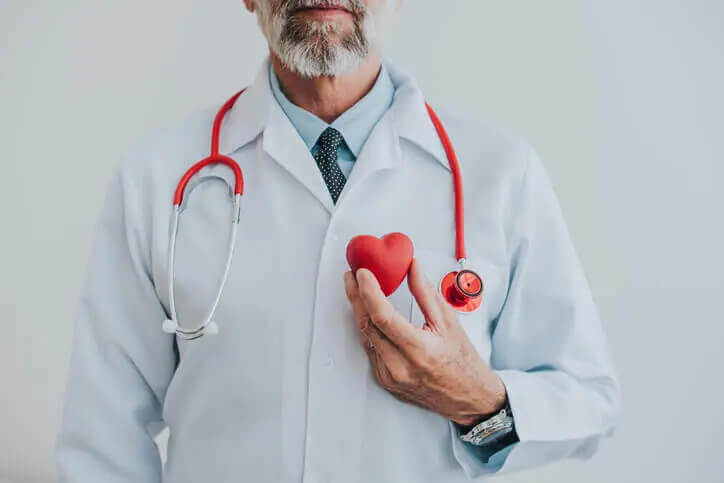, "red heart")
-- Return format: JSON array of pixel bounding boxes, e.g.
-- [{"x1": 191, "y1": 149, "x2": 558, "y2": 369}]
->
[{"x1": 346, "y1": 232, "x2": 414, "y2": 296}]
